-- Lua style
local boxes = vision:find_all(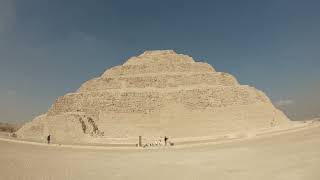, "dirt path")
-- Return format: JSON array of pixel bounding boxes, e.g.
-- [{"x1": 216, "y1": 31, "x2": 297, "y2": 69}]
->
[
  {"x1": 1, "y1": 121, "x2": 318, "y2": 150},
  {"x1": 1, "y1": 123, "x2": 320, "y2": 180}
]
